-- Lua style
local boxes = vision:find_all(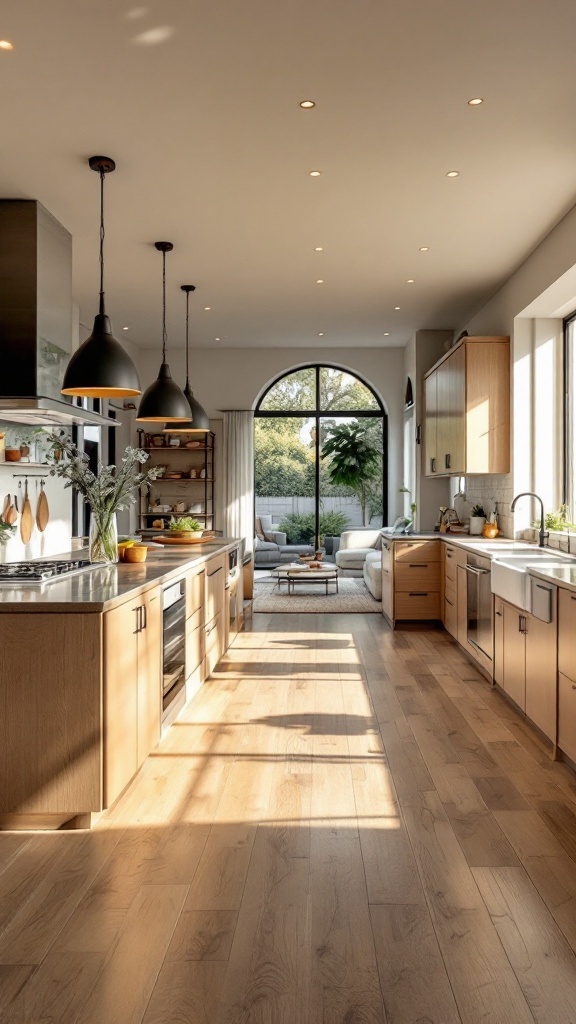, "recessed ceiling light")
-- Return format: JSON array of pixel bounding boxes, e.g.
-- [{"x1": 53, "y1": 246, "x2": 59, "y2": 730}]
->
[
  {"x1": 0, "y1": 40, "x2": 14, "y2": 50},
  {"x1": 204, "y1": 306, "x2": 211, "y2": 310},
  {"x1": 215, "y1": 337, "x2": 220, "y2": 341},
  {"x1": 394, "y1": 306, "x2": 400, "y2": 310},
  {"x1": 384, "y1": 332, "x2": 390, "y2": 337},
  {"x1": 406, "y1": 279, "x2": 414, "y2": 284},
  {"x1": 122, "y1": 326, "x2": 130, "y2": 331},
  {"x1": 318, "y1": 332, "x2": 324, "y2": 336},
  {"x1": 300, "y1": 100, "x2": 315, "y2": 109},
  {"x1": 316, "y1": 279, "x2": 324, "y2": 284},
  {"x1": 419, "y1": 246, "x2": 429, "y2": 252},
  {"x1": 314, "y1": 246, "x2": 323, "y2": 251},
  {"x1": 468, "y1": 97, "x2": 483, "y2": 106},
  {"x1": 446, "y1": 170, "x2": 460, "y2": 178},
  {"x1": 309, "y1": 170, "x2": 321, "y2": 177}
]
